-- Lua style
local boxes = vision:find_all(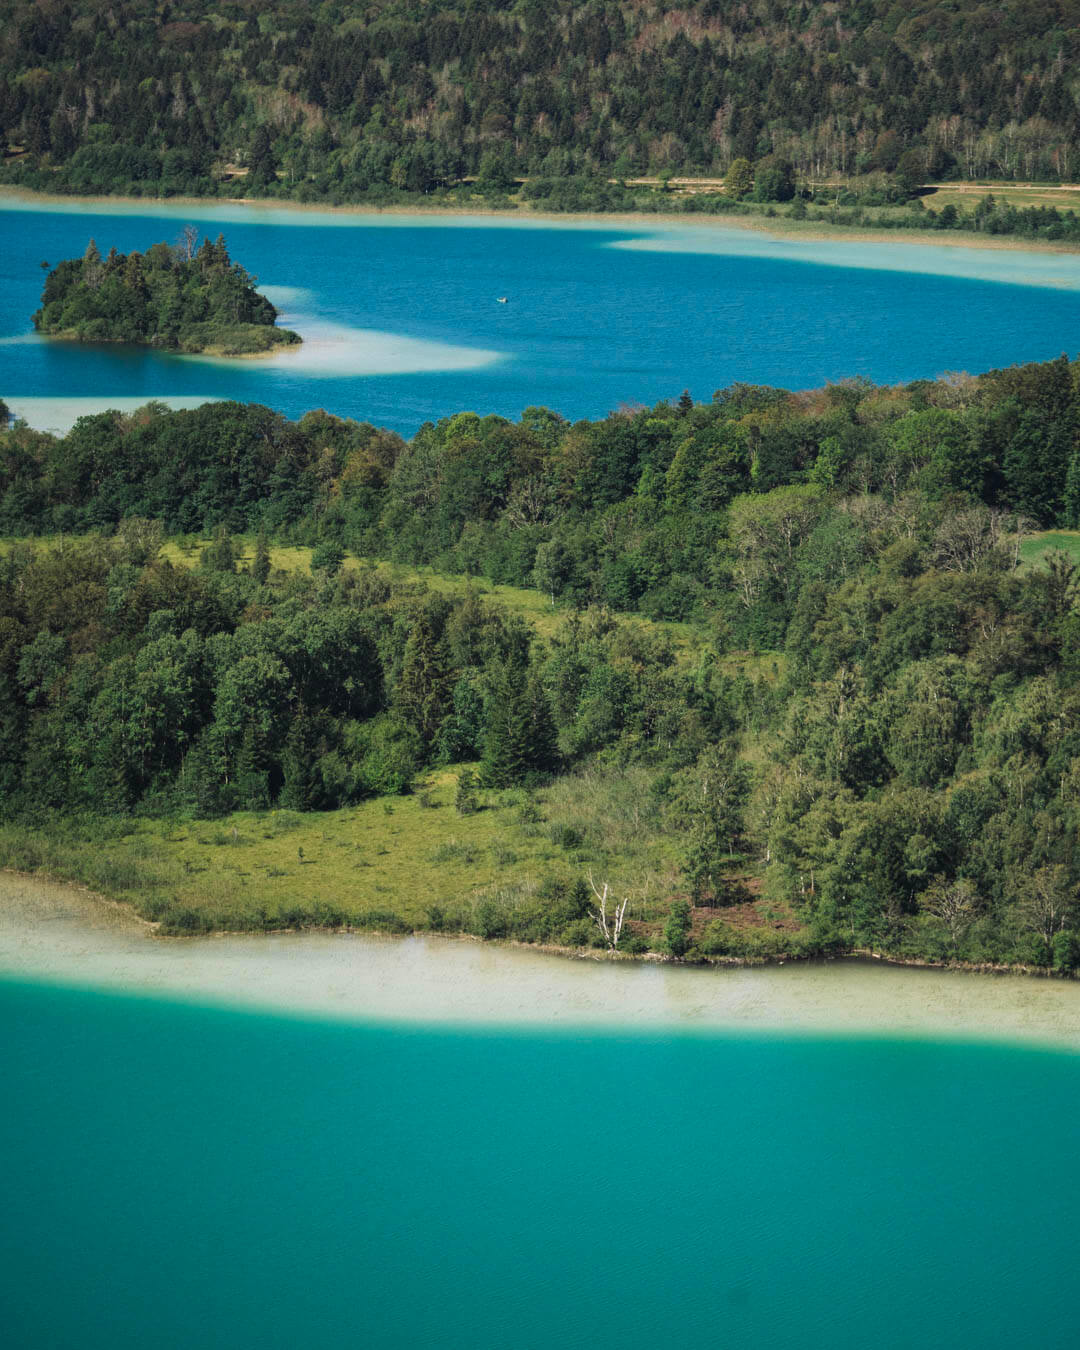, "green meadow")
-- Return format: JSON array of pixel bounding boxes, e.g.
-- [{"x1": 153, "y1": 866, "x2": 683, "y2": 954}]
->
[
  {"x1": 1019, "y1": 529, "x2": 1080, "y2": 571},
  {"x1": 0, "y1": 761, "x2": 800, "y2": 954}
]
